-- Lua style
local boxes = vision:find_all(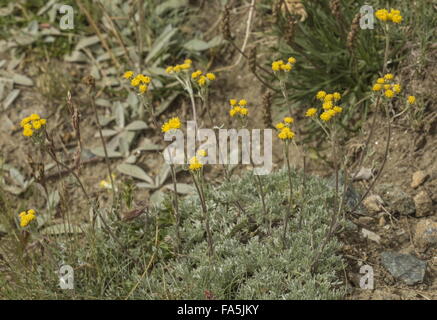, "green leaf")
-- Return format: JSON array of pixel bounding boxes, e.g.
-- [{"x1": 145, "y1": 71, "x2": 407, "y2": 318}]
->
[{"x1": 117, "y1": 163, "x2": 154, "y2": 184}]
